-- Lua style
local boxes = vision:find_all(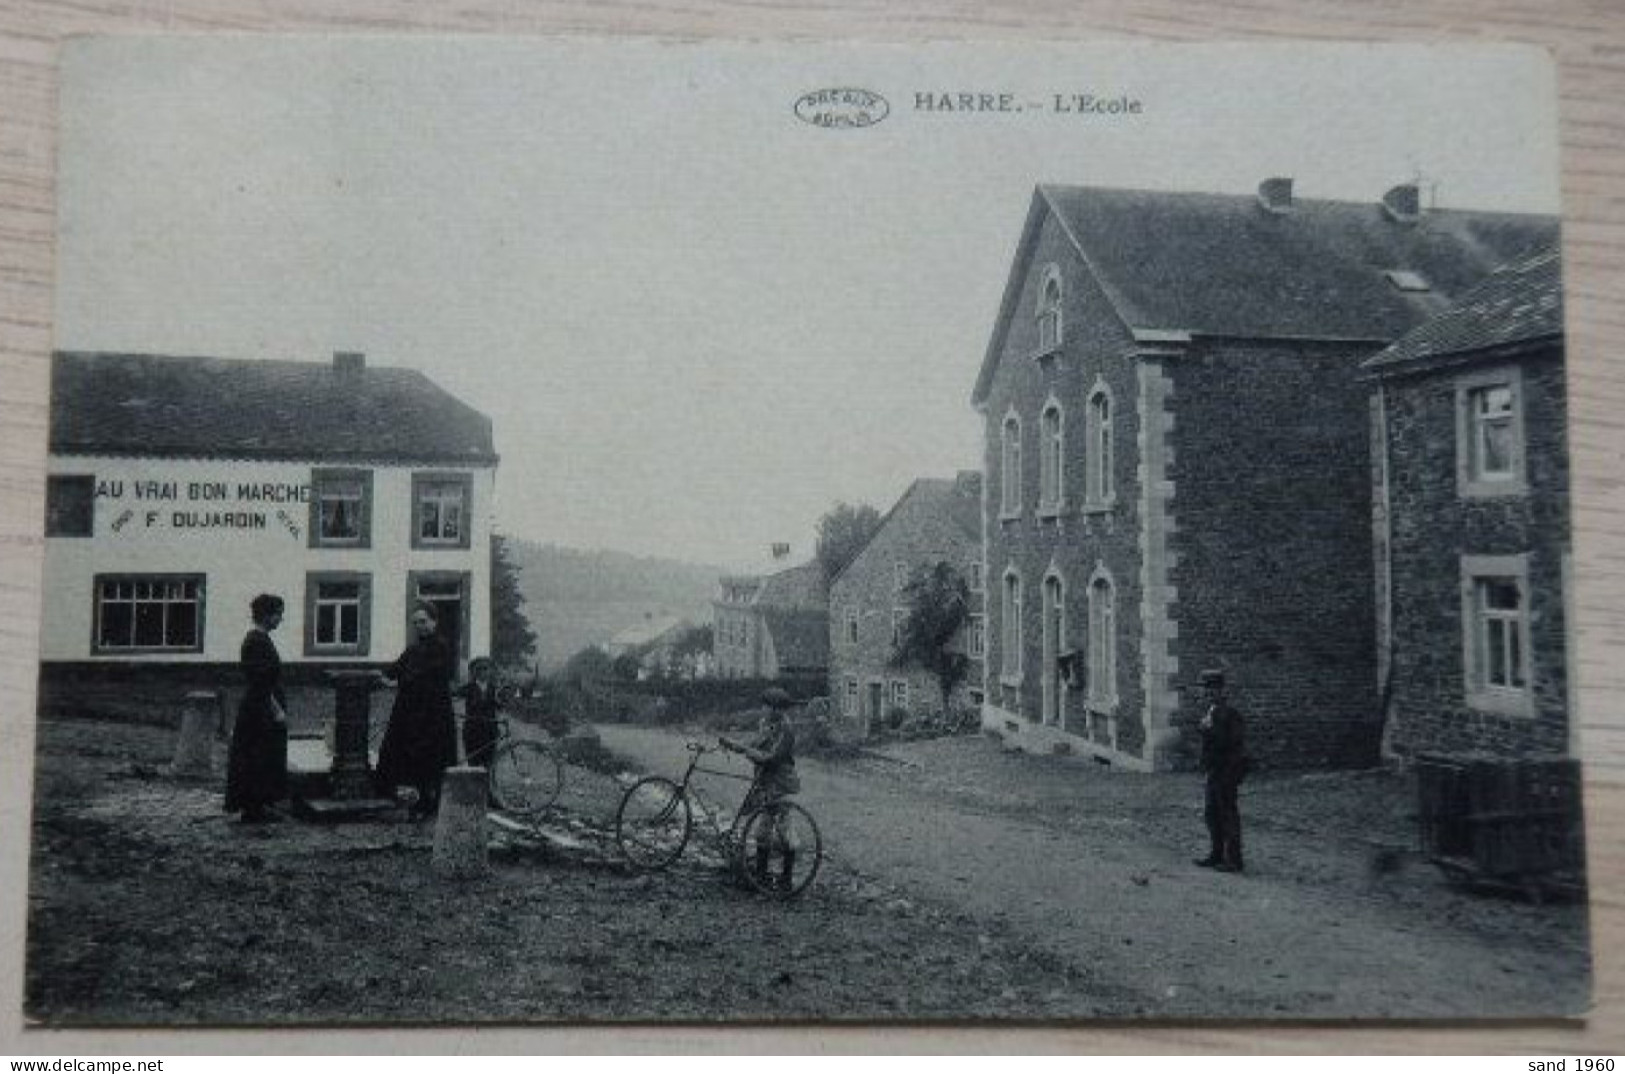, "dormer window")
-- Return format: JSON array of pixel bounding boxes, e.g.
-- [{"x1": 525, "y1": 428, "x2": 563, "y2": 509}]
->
[
  {"x1": 1384, "y1": 269, "x2": 1431, "y2": 293},
  {"x1": 1036, "y1": 266, "x2": 1062, "y2": 354}
]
